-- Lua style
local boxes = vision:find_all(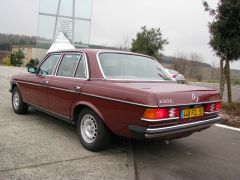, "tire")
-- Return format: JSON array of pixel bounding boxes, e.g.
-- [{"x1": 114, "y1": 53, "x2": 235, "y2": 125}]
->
[
  {"x1": 12, "y1": 87, "x2": 28, "y2": 114},
  {"x1": 77, "y1": 108, "x2": 111, "y2": 151}
]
